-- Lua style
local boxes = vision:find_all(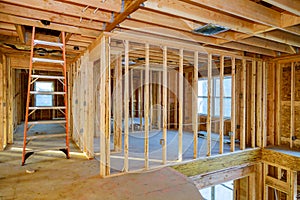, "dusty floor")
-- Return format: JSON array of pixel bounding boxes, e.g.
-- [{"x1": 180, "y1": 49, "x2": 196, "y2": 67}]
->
[{"x1": 0, "y1": 124, "x2": 202, "y2": 200}]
